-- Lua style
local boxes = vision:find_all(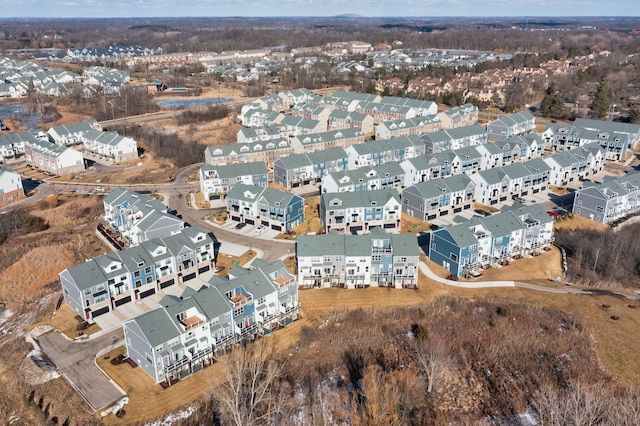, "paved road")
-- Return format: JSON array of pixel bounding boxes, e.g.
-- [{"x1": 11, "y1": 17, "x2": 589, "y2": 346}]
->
[{"x1": 37, "y1": 328, "x2": 125, "y2": 411}]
